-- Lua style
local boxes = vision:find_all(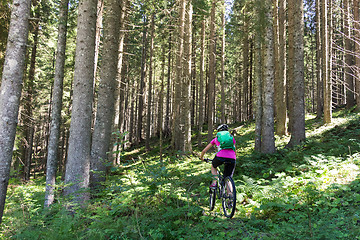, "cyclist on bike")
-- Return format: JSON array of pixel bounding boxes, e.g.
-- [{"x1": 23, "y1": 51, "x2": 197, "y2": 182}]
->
[{"x1": 200, "y1": 124, "x2": 236, "y2": 188}]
